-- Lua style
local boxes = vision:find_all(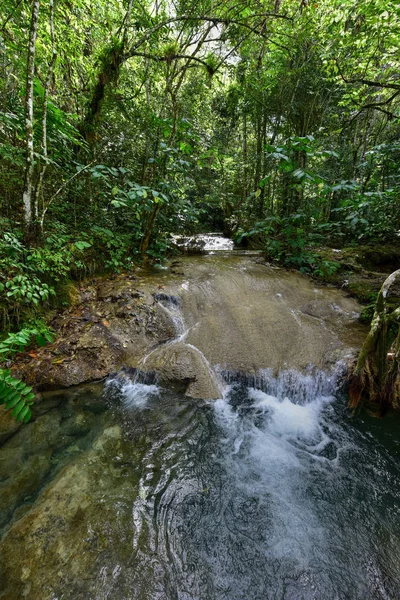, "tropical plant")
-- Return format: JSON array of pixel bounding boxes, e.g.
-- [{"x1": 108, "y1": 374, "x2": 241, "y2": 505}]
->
[{"x1": 0, "y1": 370, "x2": 35, "y2": 423}]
